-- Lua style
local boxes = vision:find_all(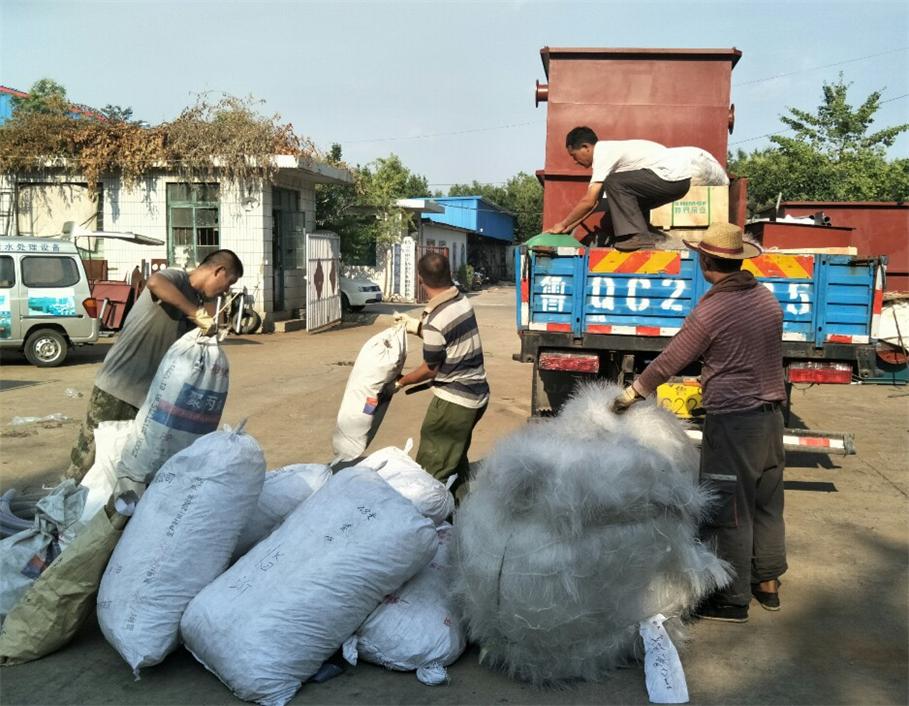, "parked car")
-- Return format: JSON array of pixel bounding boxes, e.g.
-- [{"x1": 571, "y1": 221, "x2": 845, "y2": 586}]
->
[
  {"x1": 0, "y1": 237, "x2": 99, "y2": 366},
  {"x1": 339, "y1": 276, "x2": 382, "y2": 311}
]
